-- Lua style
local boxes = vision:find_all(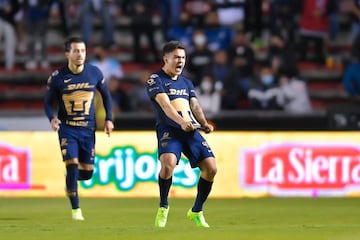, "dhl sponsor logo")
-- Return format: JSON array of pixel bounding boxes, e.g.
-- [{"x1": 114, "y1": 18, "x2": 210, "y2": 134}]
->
[
  {"x1": 168, "y1": 89, "x2": 189, "y2": 96},
  {"x1": 66, "y1": 82, "x2": 94, "y2": 90}
]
